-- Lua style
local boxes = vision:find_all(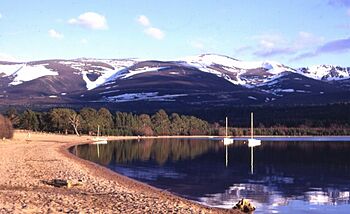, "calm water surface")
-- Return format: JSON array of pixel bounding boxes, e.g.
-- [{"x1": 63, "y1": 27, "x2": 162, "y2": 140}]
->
[{"x1": 72, "y1": 138, "x2": 350, "y2": 213}]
